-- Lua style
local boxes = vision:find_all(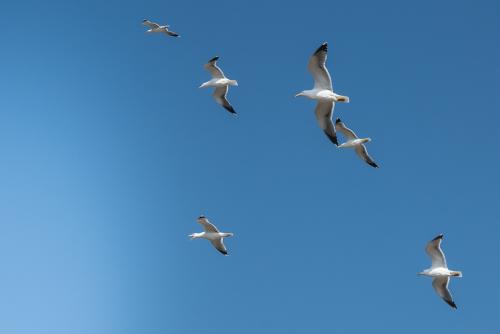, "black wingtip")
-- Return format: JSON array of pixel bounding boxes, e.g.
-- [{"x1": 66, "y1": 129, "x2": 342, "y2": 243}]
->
[
  {"x1": 368, "y1": 161, "x2": 379, "y2": 168},
  {"x1": 198, "y1": 215, "x2": 206, "y2": 219},
  {"x1": 324, "y1": 131, "x2": 338, "y2": 146},
  {"x1": 223, "y1": 105, "x2": 237, "y2": 114},
  {"x1": 445, "y1": 299, "x2": 457, "y2": 309},
  {"x1": 218, "y1": 249, "x2": 228, "y2": 256},
  {"x1": 314, "y1": 42, "x2": 328, "y2": 54},
  {"x1": 208, "y1": 56, "x2": 219, "y2": 62},
  {"x1": 432, "y1": 234, "x2": 444, "y2": 241},
  {"x1": 335, "y1": 118, "x2": 342, "y2": 124},
  {"x1": 142, "y1": 19, "x2": 147, "y2": 22}
]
